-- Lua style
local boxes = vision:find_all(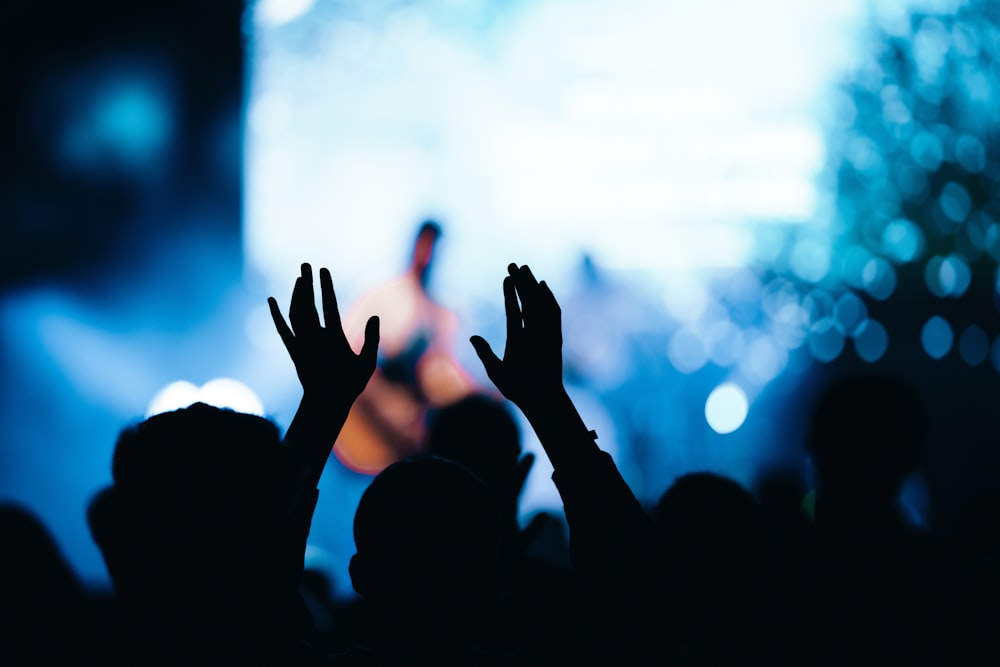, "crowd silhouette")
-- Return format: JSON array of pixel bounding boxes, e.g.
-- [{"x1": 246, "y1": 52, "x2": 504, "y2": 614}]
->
[{"x1": 2, "y1": 261, "x2": 999, "y2": 665}]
